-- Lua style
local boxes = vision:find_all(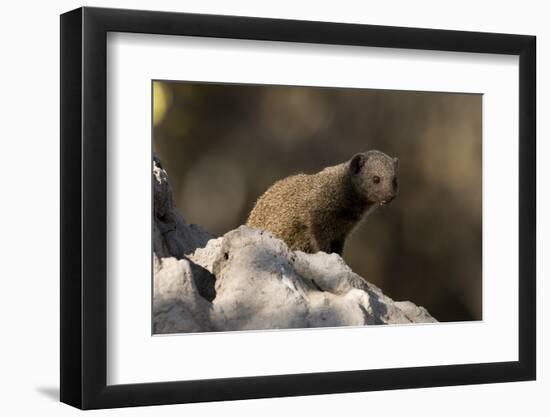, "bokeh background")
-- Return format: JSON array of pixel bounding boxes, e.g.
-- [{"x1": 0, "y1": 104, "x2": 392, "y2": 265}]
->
[{"x1": 153, "y1": 80, "x2": 482, "y2": 322}]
